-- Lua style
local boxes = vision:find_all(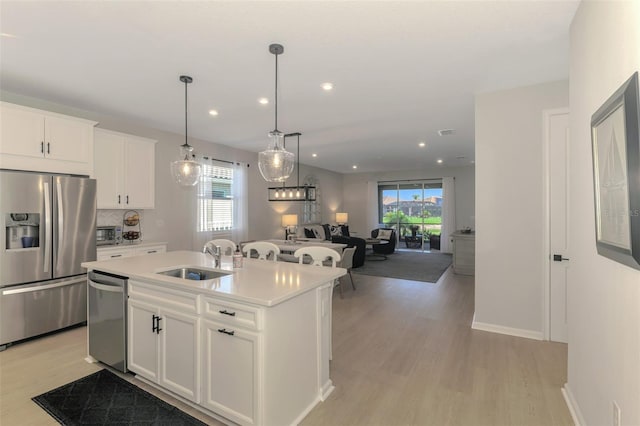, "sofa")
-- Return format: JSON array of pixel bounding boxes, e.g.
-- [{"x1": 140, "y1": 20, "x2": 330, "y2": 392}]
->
[{"x1": 301, "y1": 223, "x2": 366, "y2": 268}]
